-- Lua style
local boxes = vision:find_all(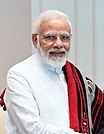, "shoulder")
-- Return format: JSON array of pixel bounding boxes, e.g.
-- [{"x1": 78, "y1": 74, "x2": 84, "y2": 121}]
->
[
  {"x1": 8, "y1": 55, "x2": 36, "y2": 74},
  {"x1": 7, "y1": 55, "x2": 39, "y2": 81}
]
